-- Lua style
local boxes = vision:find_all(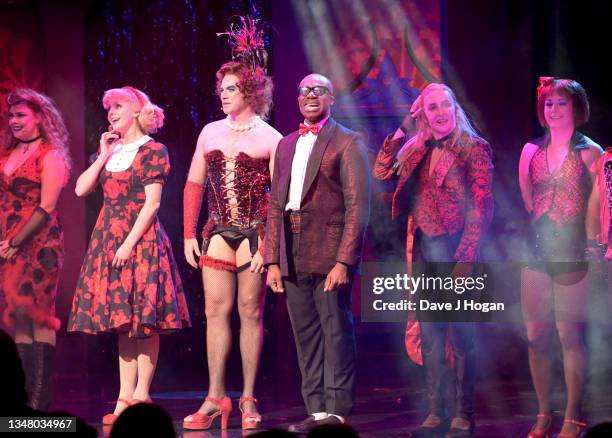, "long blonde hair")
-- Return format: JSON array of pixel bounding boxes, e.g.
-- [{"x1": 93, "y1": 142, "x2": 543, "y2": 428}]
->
[
  {"x1": 4, "y1": 88, "x2": 71, "y2": 173},
  {"x1": 397, "y1": 83, "x2": 482, "y2": 163}
]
